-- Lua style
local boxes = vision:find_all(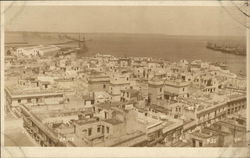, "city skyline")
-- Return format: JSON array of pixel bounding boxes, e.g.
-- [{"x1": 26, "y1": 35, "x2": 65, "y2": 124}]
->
[{"x1": 2, "y1": 2, "x2": 248, "y2": 156}]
